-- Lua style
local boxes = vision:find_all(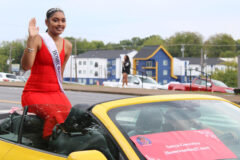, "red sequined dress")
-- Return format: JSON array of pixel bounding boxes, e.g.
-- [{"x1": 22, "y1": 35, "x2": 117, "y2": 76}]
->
[{"x1": 21, "y1": 38, "x2": 71, "y2": 138}]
